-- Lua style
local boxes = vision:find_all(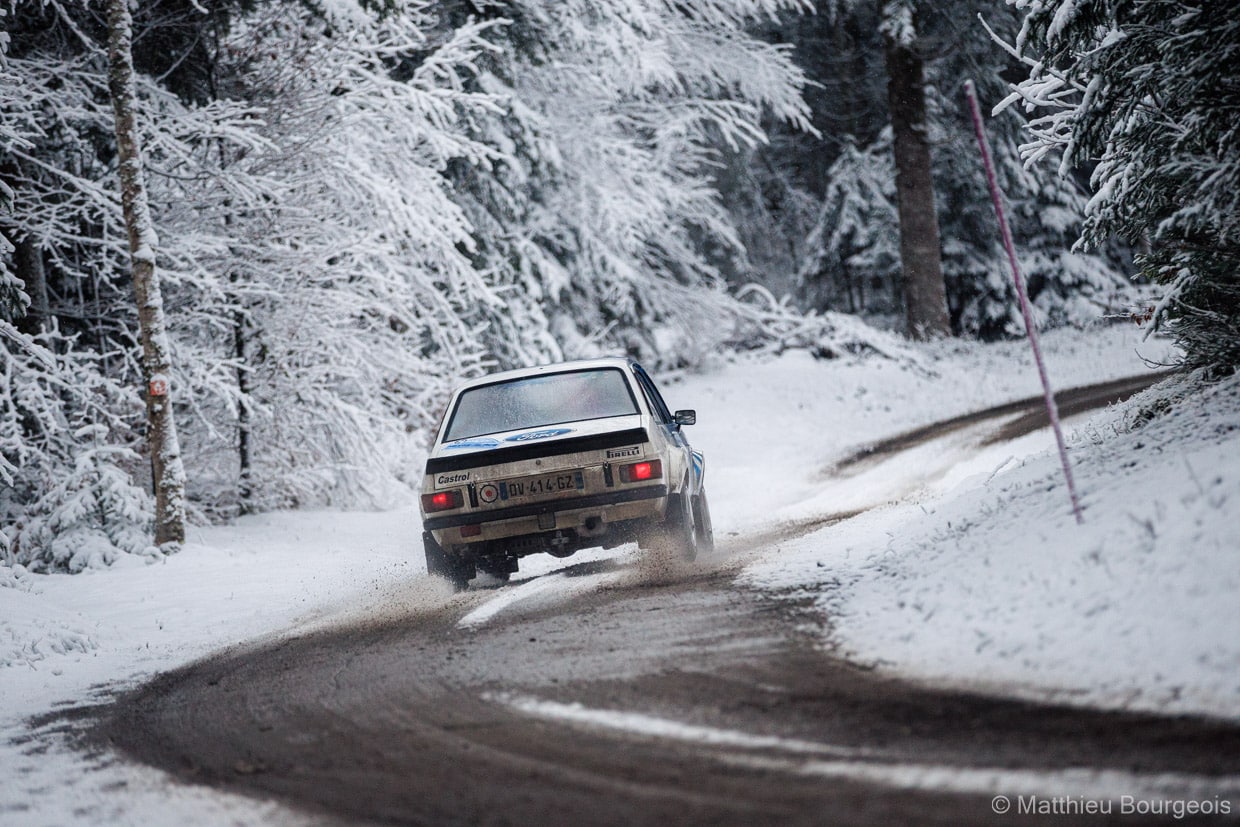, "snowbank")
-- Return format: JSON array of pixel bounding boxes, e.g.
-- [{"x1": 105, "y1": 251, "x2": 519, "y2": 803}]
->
[
  {"x1": 0, "y1": 510, "x2": 433, "y2": 824},
  {"x1": 677, "y1": 323, "x2": 1175, "y2": 535},
  {"x1": 742, "y1": 369, "x2": 1240, "y2": 719}
]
